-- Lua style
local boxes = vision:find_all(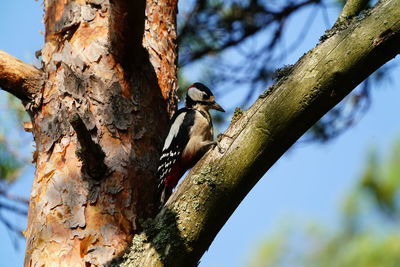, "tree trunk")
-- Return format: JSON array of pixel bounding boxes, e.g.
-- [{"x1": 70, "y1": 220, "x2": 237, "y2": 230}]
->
[{"x1": 24, "y1": 0, "x2": 178, "y2": 266}]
